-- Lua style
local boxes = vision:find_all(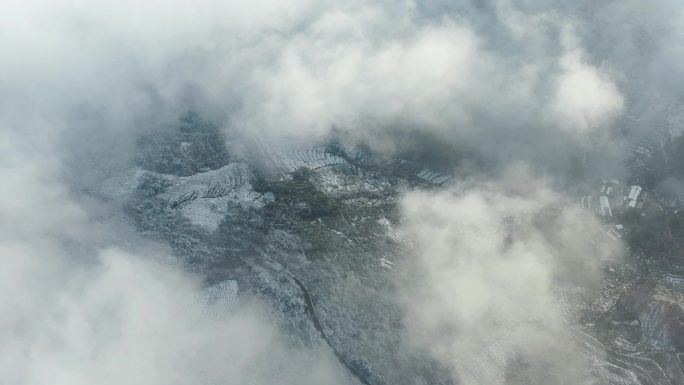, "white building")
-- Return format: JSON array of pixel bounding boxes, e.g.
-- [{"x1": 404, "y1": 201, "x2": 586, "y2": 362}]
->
[
  {"x1": 600, "y1": 195, "x2": 612, "y2": 217},
  {"x1": 626, "y1": 185, "x2": 642, "y2": 208}
]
